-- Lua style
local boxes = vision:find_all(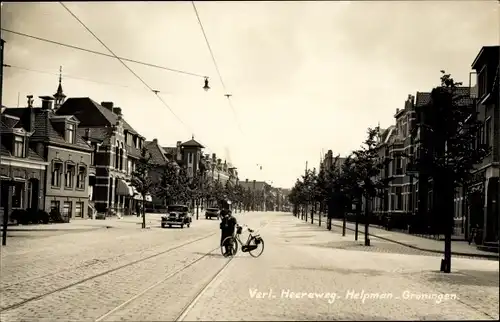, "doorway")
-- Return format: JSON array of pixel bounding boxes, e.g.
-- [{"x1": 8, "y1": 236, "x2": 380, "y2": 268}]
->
[{"x1": 28, "y1": 178, "x2": 40, "y2": 210}]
